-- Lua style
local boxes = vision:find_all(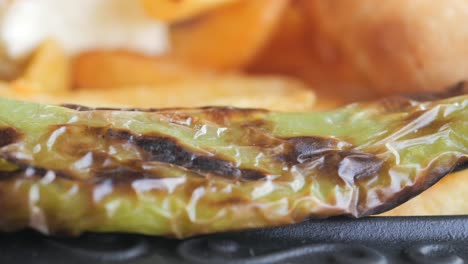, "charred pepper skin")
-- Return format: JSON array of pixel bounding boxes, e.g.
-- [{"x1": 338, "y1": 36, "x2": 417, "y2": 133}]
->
[{"x1": 0, "y1": 94, "x2": 466, "y2": 238}]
